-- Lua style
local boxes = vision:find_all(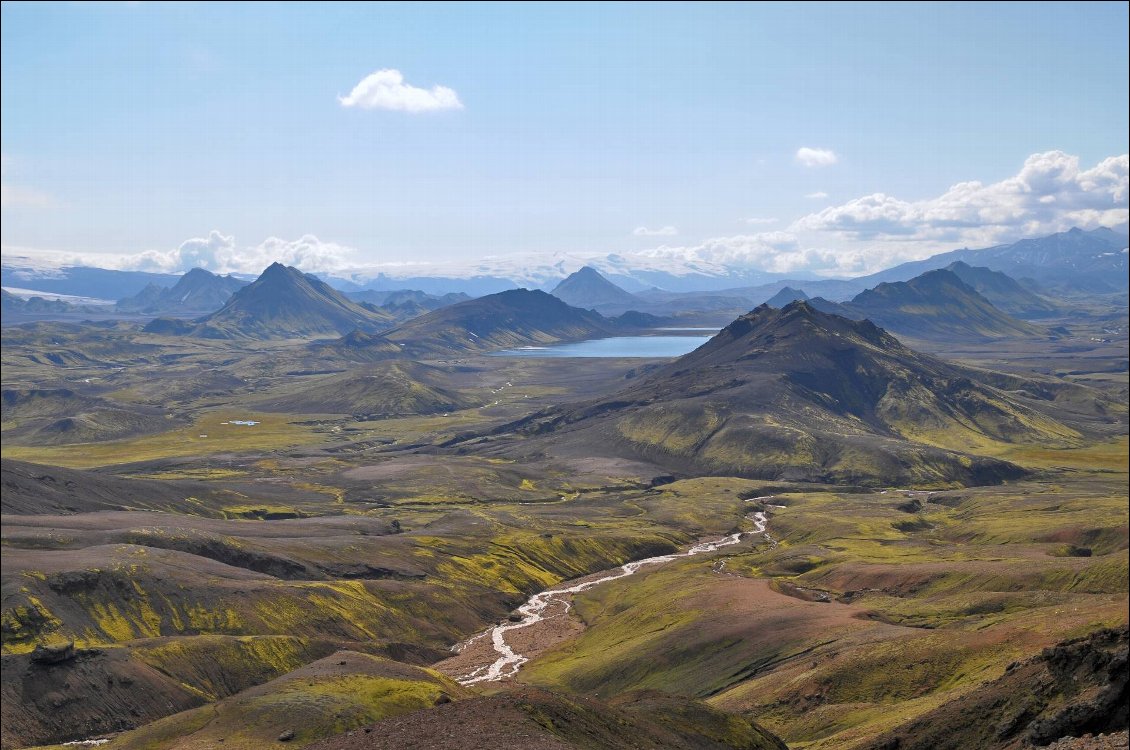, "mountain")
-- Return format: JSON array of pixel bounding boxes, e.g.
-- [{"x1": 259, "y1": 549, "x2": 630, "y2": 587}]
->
[
  {"x1": 551, "y1": 266, "x2": 642, "y2": 311},
  {"x1": 474, "y1": 302, "x2": 1080, "y2": 486},
  {"x1": 324, "y1": 289, "x2": 618, "y2": 359},
  {"x1": 857, "y1": 227, "x2": 1129, "y2": 293},
  {"x1": 385, "y1": 288, "x2": 617, "y2": 355},
  {"x1": 115, "y1": 282, "x2": 165, "y2": 312},
  {"x1": 347, "y1": 289, "x2": 471, "y2": 309},
  {"x1": 1, "y1": 289, "x2": 95, "y2": 320},
  {"x1": 183, "y1": 263, "x2": 394, "y2": 339},
  {"x1": 844, "y1": 269, "x2": 1048, "y2": 341},
  {"x1": 942, "y1": 261, "x2": 1061, "y2": 318},
  {"x1": 4, "y1": 289, "x2": 70, "y2": 314},
  {"x1": 117, "y1": 268, "x2": 247, "y2": 314},
  {"x1": 765, "y1": 286, "x2": 810, "y2": 308},
  {"x1": 346, "y1": 289, "x2": 472, "y2": 323},
  {"x1": 800, "y1": 270, "x2": 1047, "y2": 342}
]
